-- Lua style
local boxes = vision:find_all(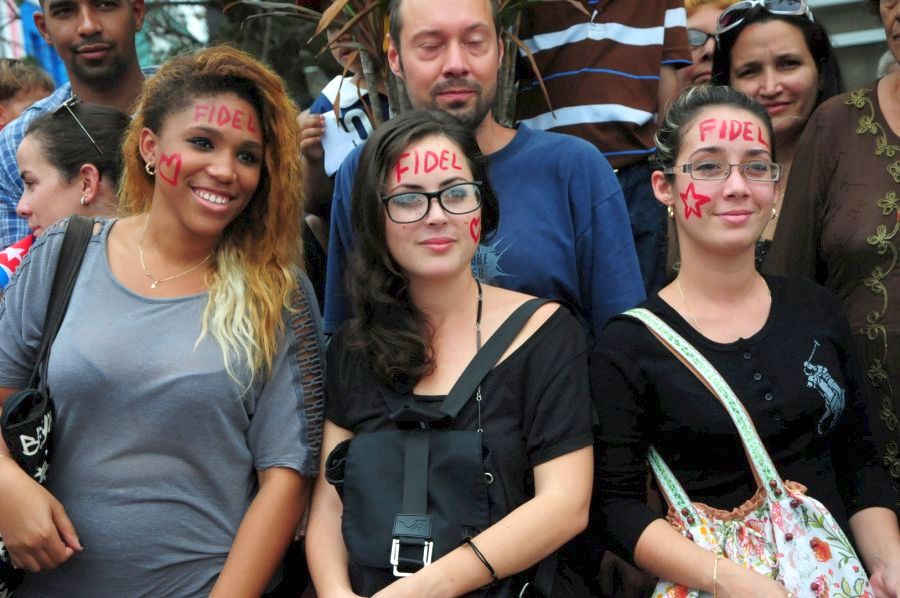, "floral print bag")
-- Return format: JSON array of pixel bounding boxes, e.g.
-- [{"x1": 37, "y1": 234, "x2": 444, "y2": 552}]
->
[{"x1": 626, "y1": 309, "x2": 872, "y2": 598}]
